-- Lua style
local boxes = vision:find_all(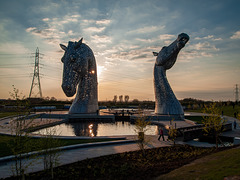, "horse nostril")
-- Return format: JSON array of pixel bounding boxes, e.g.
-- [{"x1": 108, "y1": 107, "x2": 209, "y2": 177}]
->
[
  {"x1": 62, "y1": 84, "x2": 71, "y2": 91},
  {"x1": 66, "y1": 85, "x2": 71, "y2": 90}
]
